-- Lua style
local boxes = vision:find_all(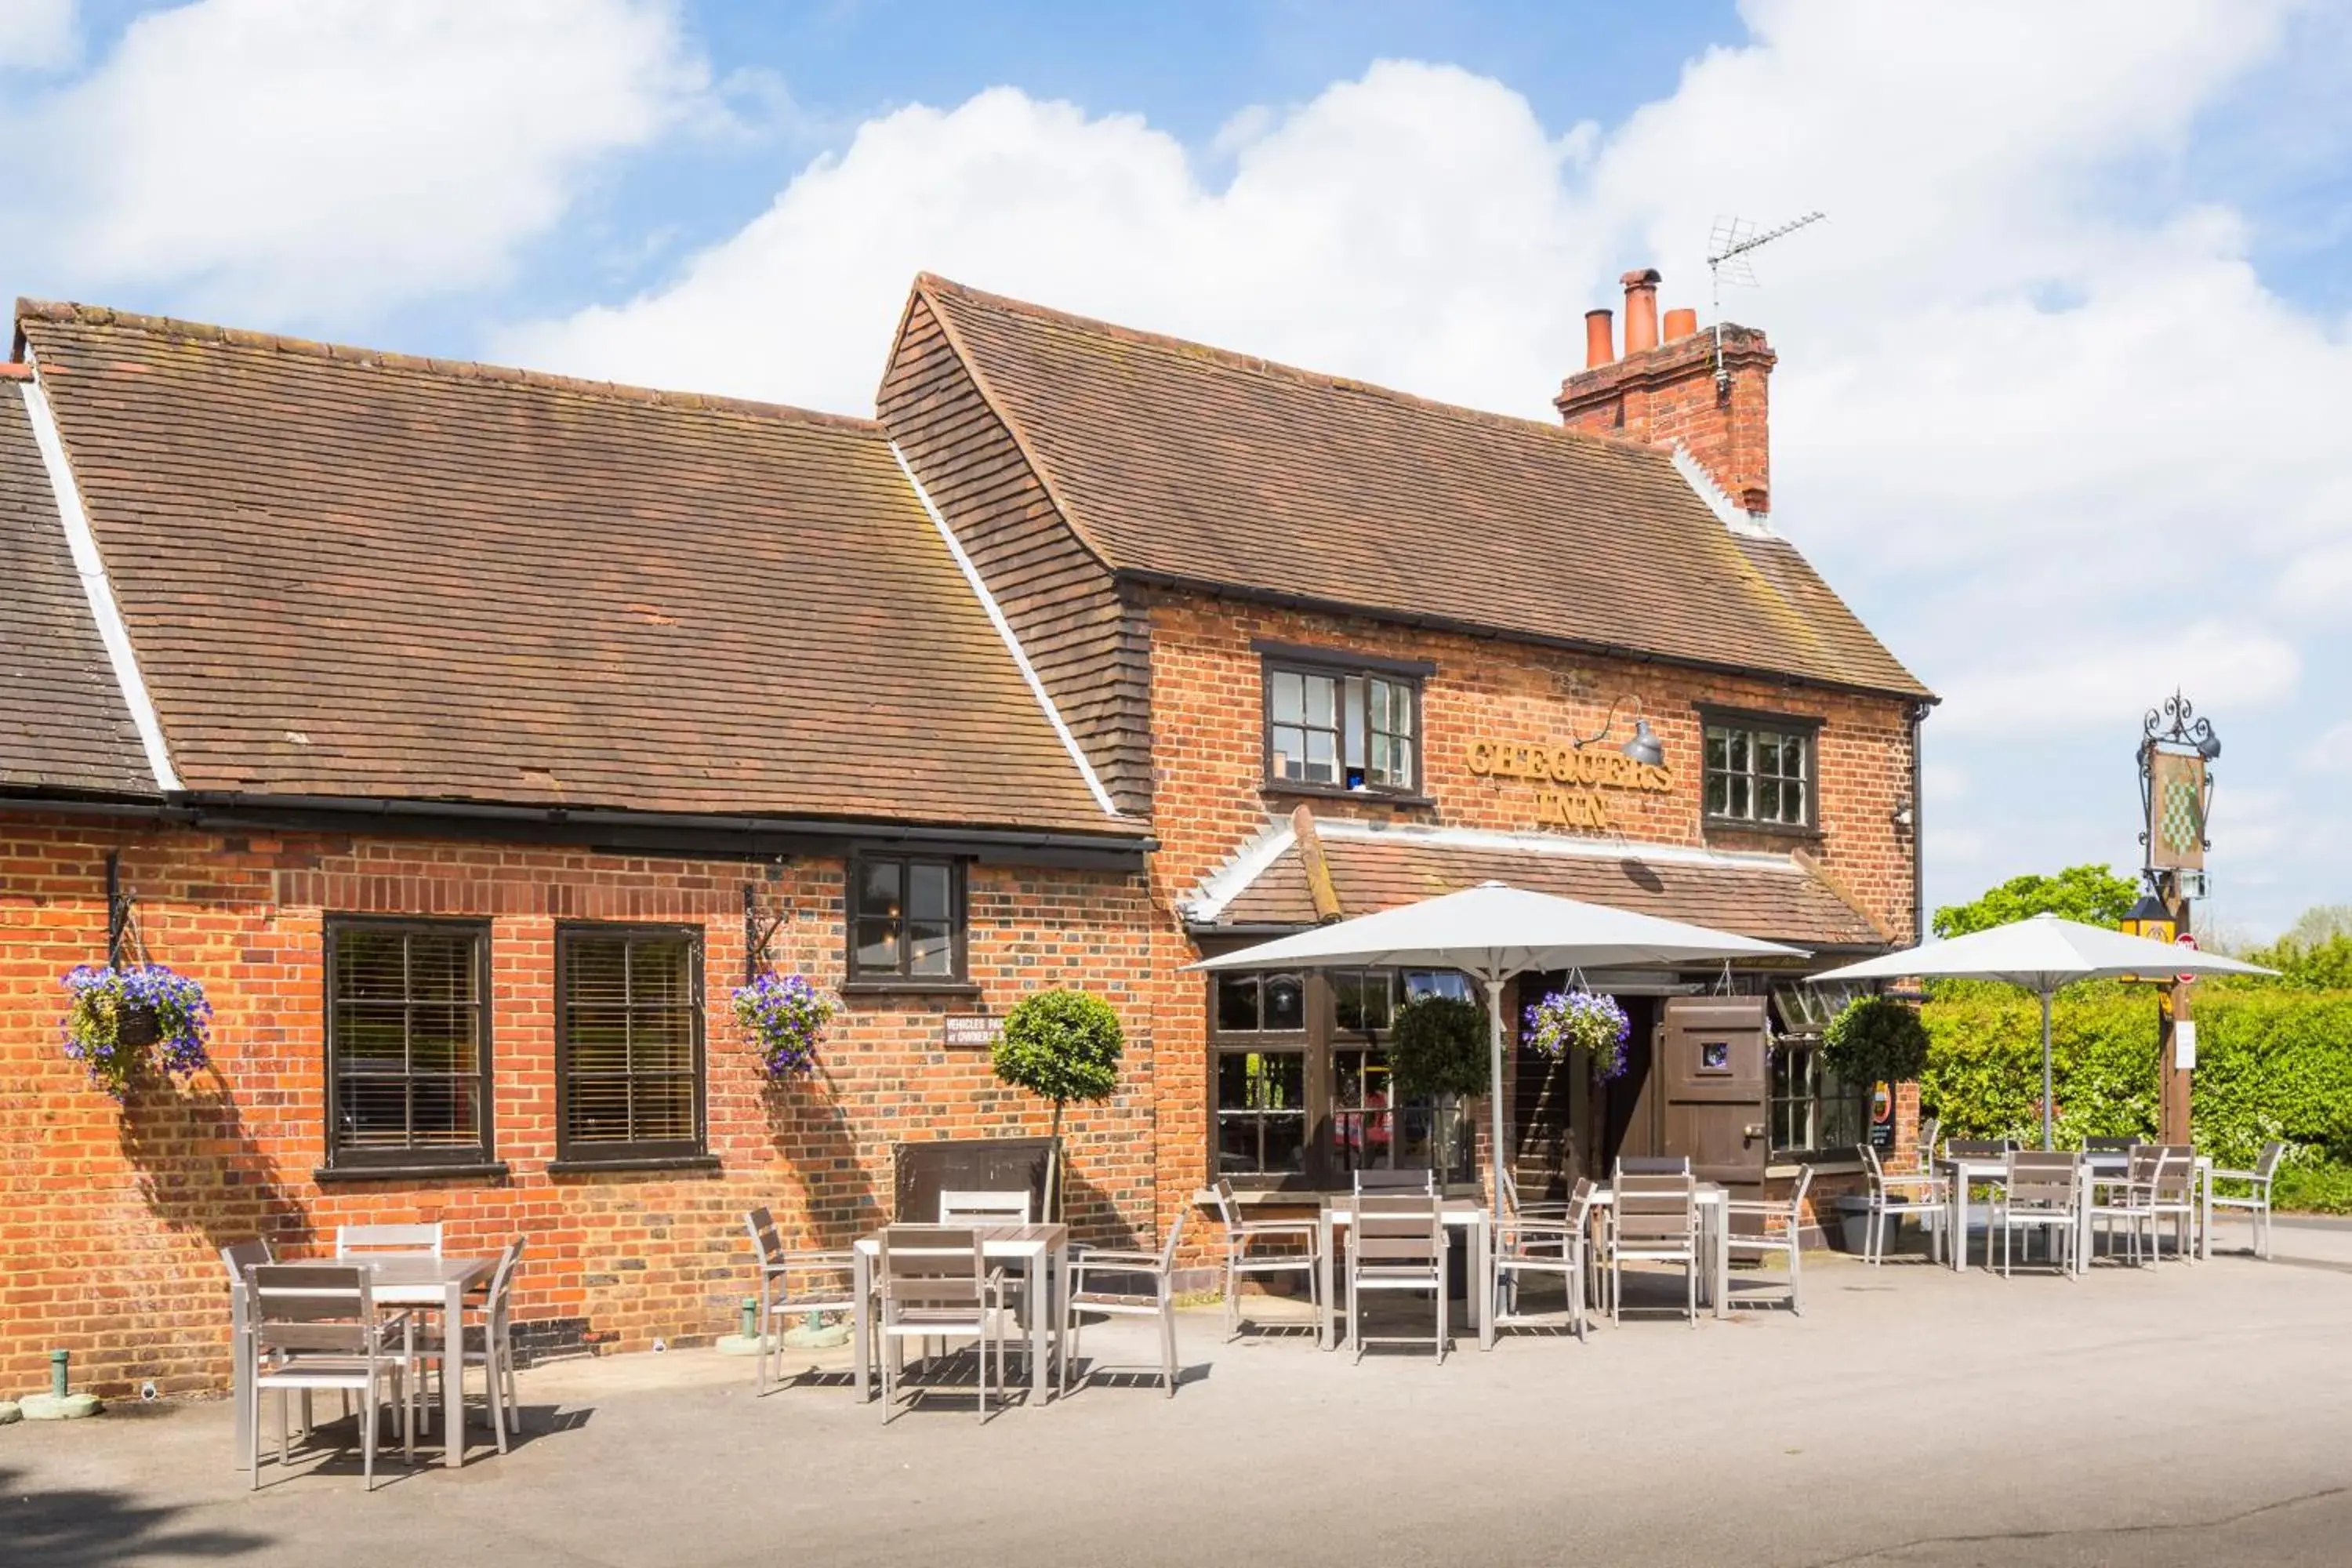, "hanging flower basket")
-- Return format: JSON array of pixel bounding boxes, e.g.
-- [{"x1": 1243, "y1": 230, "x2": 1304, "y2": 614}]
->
[
  {"x1": 60, "y1": 964, "x2": 212, "y2": 1100},
  {"x1": 1523, "y1": 989, "x2": 1632, "y2": 1080},
  {"x1": 731, "y1": 973, "x2": 838, "y2": 1080}
]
